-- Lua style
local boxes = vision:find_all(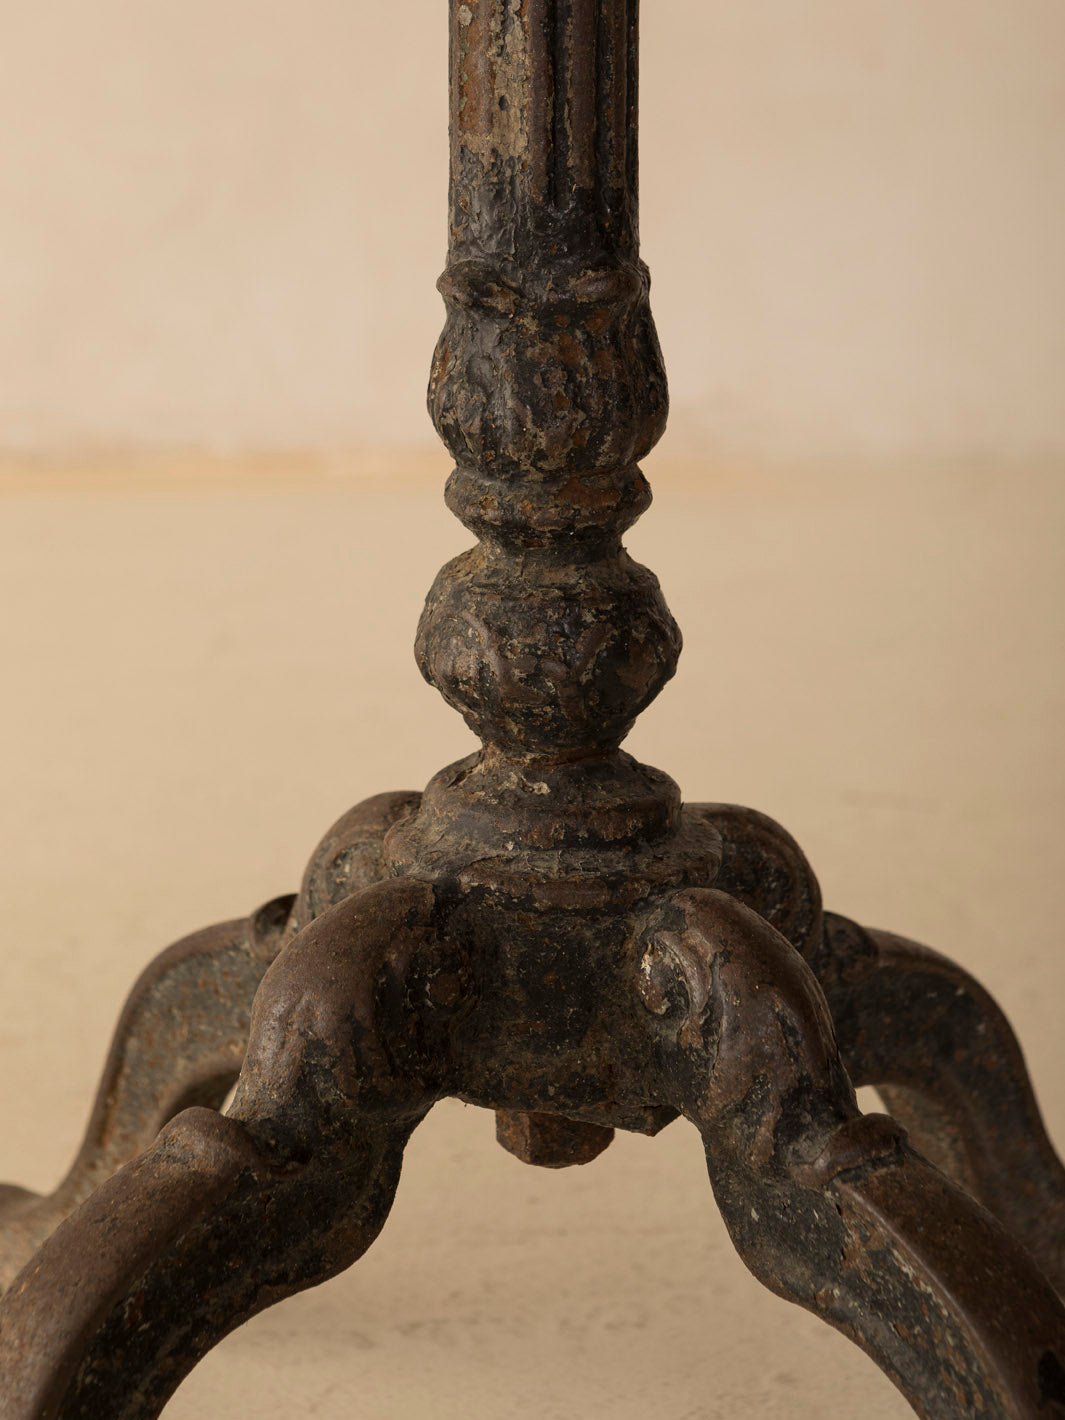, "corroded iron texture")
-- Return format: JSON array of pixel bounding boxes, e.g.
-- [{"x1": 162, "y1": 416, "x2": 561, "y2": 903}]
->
[
  {"x1": 1, "y1": 2, "x2": 1063, "y2": 1417},
  {"x1": 819, "y1": 915, "x2": 1065, "y2": 1298},
  {"x1": 421, "y1": 0, "x2": 673, "y2": 768},
  {"x1": 0, "y1": 906, "x2": 284, "y2": 1293},
  {"x1": 0, "y1": 789, "x2": 414, "y2": 1295}
]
